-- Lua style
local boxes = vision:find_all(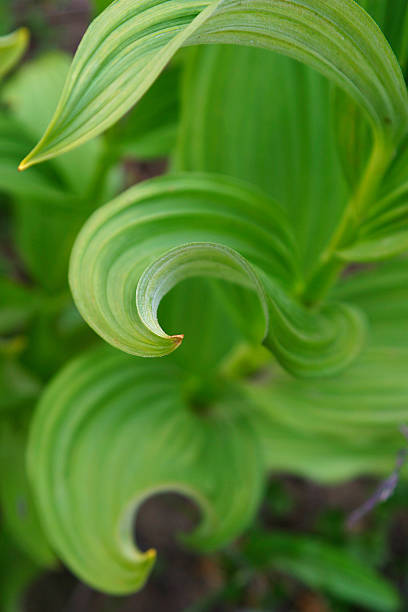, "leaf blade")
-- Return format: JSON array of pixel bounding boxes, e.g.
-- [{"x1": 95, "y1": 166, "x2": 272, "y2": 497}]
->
[
  {"x1": 69, "y1": 173, "x2": 365, "y2": 377},
  {"x1": 28, "y1": 346, "x2": 264, "y2": 594},
  {"x1": 20, "y1": 0, "x2": 408, "y2": 168}
]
